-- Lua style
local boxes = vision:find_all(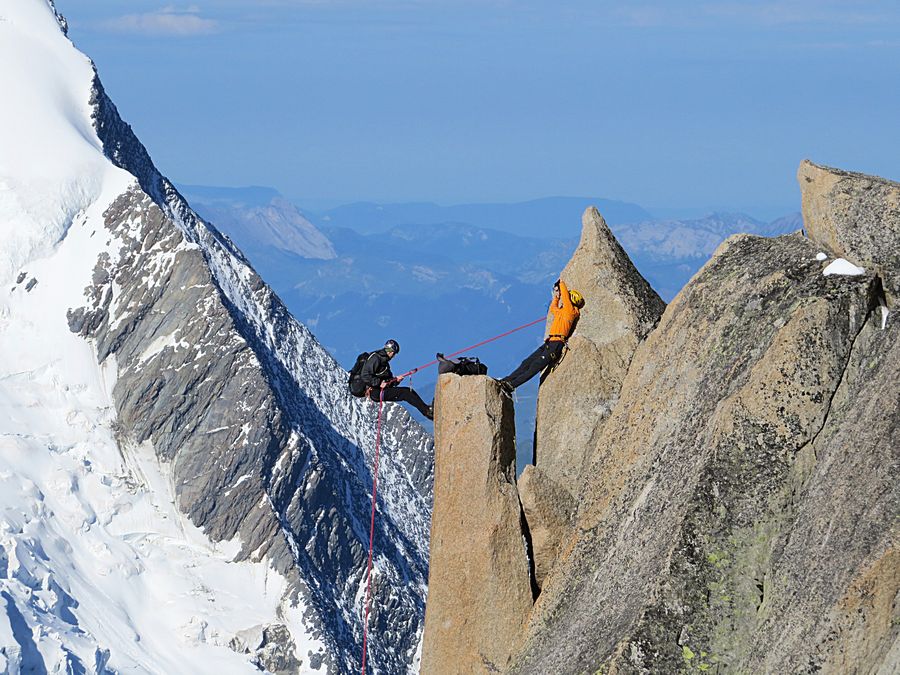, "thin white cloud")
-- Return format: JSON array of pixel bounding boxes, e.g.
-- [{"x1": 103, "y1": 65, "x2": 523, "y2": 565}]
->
[
  {"x1": 703, "y1": 1, "x2": 892, "y2": 26},
  {"x1": 98, "y1": 6, "x2": 219, "y2": 36},
  {"x1": 568, "y1": 0, "x2": 899, "y2": 29}
]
